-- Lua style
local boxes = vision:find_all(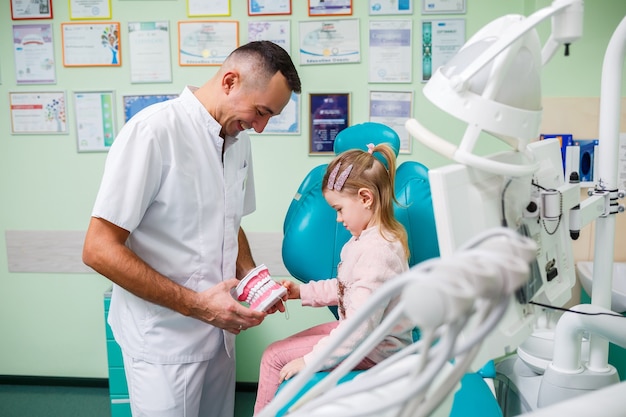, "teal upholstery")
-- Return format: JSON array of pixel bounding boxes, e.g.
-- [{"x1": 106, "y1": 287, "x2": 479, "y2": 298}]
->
[
  {"x1": 282, "y1": 122, "x2": 439, "y2": 291},
  {"x1": 277, "y1": 122, "x2": 500, "y2": 416},
  {"x1": 275, "y1": 364, "x2": 502, "y2": 417}
]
